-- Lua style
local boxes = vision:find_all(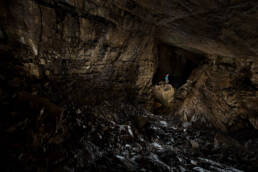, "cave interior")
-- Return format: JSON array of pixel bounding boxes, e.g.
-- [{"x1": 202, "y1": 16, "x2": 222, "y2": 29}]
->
[
  {"x1": 1, "y1": 0, "x2": 258, "y2": 171},
  {"x1": 153, "y1": 42, "x2": 205, "y2": 89}
]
